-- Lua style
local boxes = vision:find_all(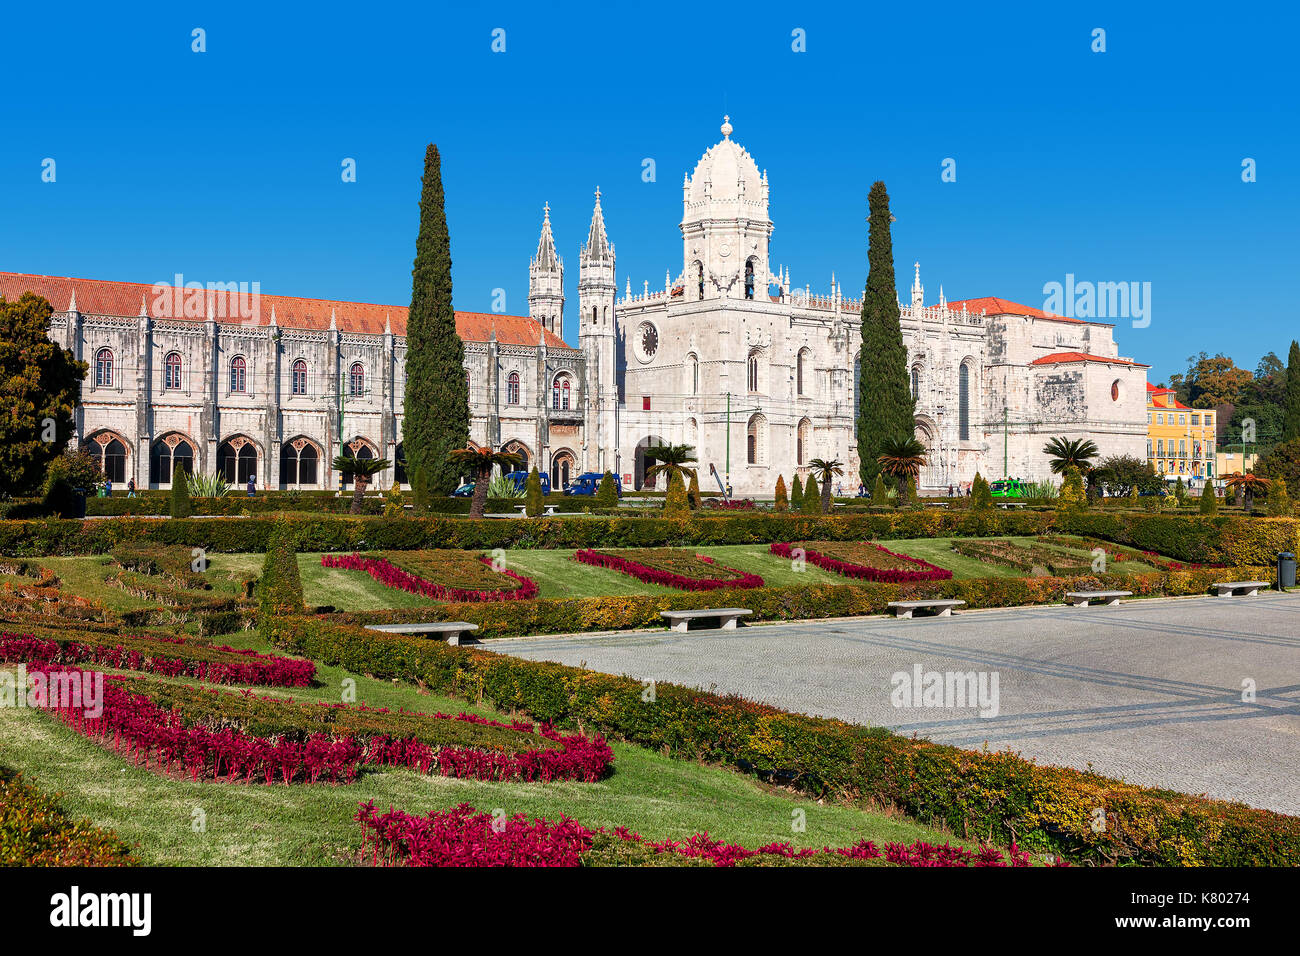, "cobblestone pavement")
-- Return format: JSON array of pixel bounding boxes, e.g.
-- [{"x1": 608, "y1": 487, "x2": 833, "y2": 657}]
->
[{"x1": 482, "y1": 592, "x2": 1300, "y2": 813}]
